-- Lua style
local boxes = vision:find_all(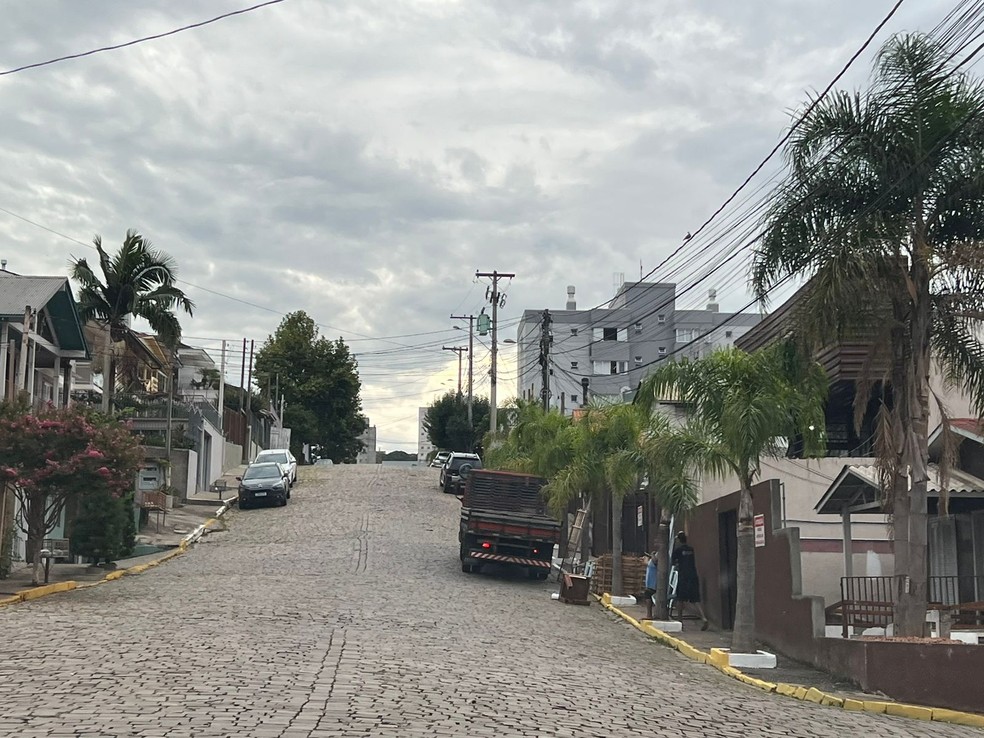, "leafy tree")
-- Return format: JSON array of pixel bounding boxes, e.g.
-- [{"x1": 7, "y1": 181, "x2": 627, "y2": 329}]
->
[
  {"x1": 636, "y1": 345, "x2": 827, "y2": 653},
  {"x1": 0, "y1": 402, "x2": 143, "y2": 583},
  {"x1": 424, "y1": 392, "x2": 491, "y2": 453},
  {"x1": 255, "y1": 311, "x2": 367, "y2": 463},
  {"x1": 752, "y1": 34, "x2": 984, "y2": 635},
  {"x1": 70, "y1": 230, "x2": 194, "y2": 412}
]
